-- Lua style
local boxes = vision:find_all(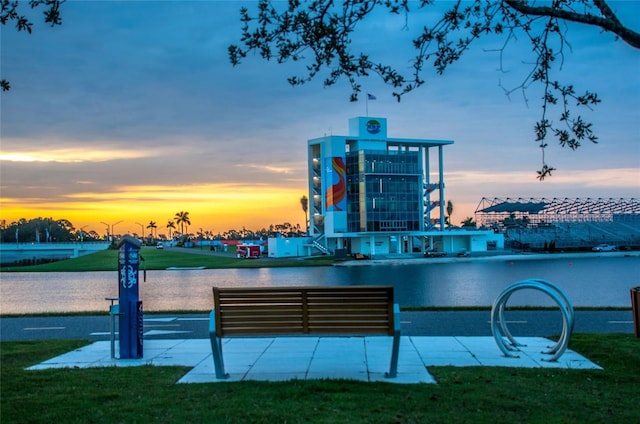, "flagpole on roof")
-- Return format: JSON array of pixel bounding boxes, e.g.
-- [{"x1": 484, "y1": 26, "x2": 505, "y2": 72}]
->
[
  {"x1": 366, "y1": 95, "x2": 368, "y2": 117},
  {"x1": 366, "y1": 93, "x2": 376, "y2": 117}
]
